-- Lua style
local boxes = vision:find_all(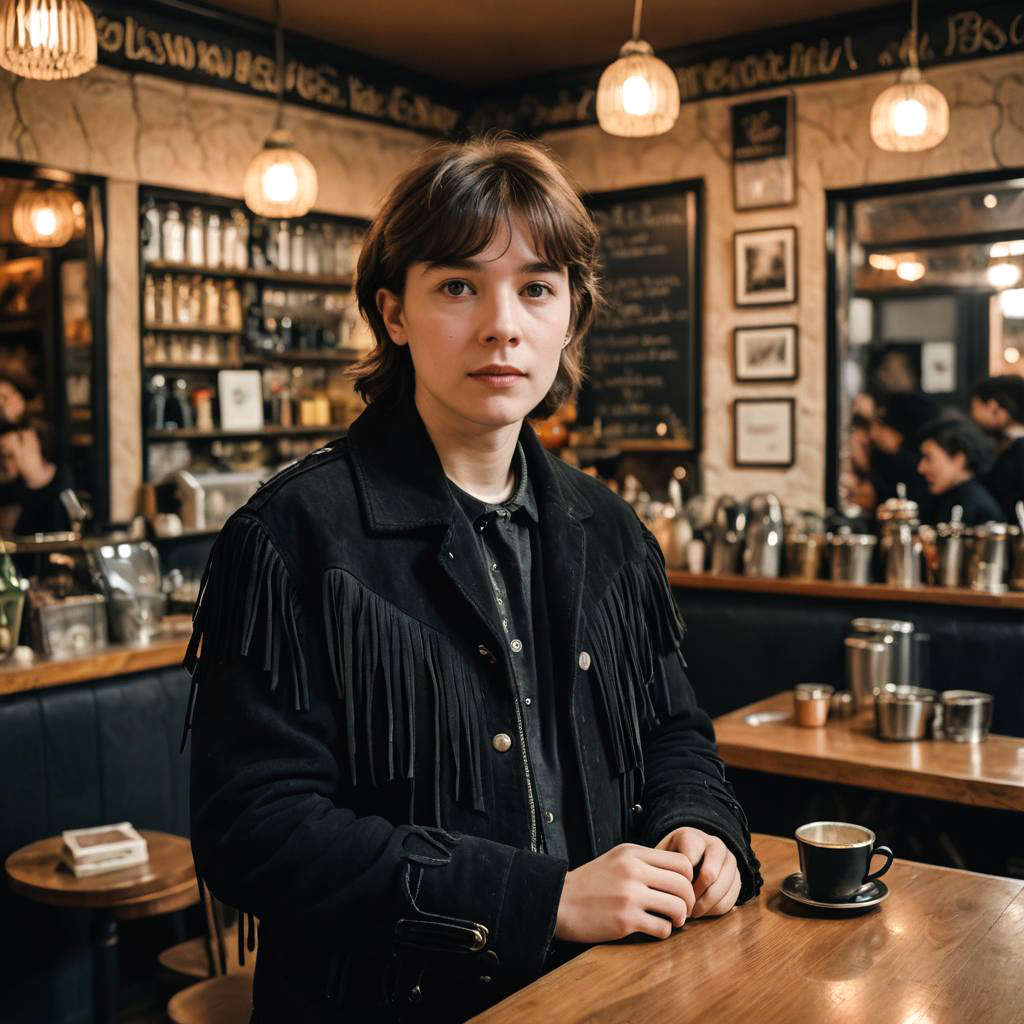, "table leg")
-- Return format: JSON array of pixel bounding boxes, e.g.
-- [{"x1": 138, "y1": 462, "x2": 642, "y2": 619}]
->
[{"x1": 92, "y1": 910, "x2": 118, "y2": 1024}]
